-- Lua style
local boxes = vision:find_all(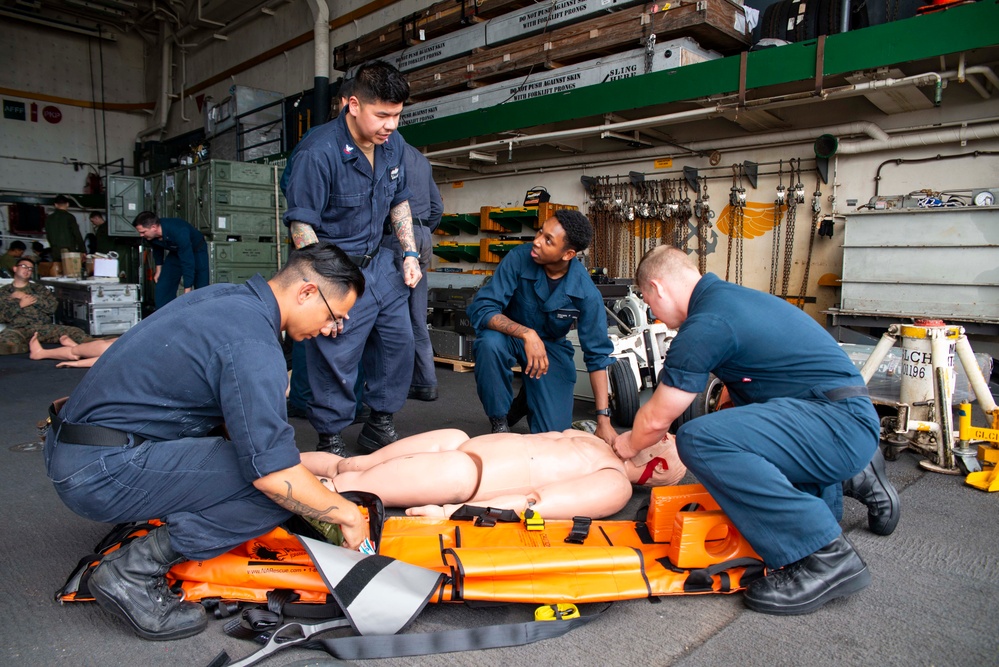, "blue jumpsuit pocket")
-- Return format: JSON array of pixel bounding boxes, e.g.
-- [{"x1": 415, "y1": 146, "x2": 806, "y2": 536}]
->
[{"x1": 332, "y1": 193, "x2": 364, "y2": 208}]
